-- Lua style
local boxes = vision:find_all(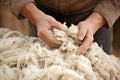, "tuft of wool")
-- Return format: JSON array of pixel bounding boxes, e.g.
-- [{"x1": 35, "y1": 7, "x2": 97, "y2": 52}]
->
[{"x1": 0, "y1": 24, "x2": 120, "y2": 80}]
